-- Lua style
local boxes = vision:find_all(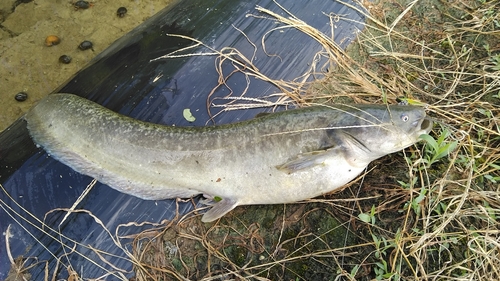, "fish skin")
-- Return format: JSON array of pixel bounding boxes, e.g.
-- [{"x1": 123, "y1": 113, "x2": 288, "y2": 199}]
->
[{"x1": 24, "y1": 94, "x2": 433, "y2": 222}]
